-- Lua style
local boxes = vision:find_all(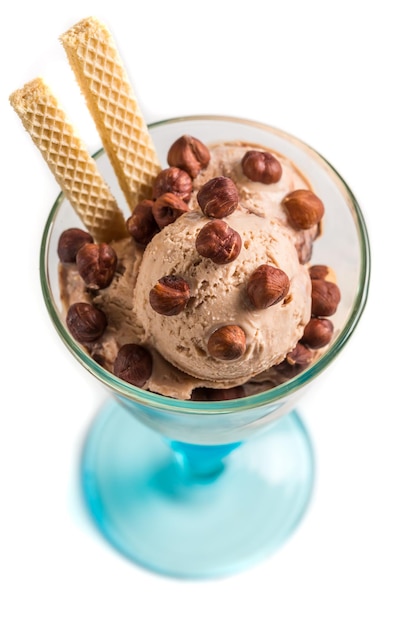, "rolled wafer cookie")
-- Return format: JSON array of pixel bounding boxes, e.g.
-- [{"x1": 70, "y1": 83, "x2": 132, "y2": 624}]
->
[
  {"x1": 10, "y1": 77, "x2": 127, "y2": 243},
  {"x1": 61, "y1": 17, "x2": 161, "y2": 211}
]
